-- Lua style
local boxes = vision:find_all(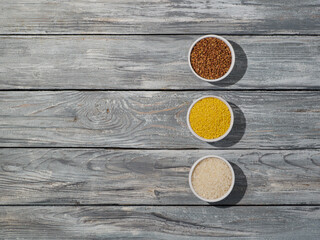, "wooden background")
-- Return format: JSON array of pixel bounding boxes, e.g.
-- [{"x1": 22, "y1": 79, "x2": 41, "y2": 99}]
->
[{"x1": 0, "y1": 0, "x2": 319, "y2": 239}]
